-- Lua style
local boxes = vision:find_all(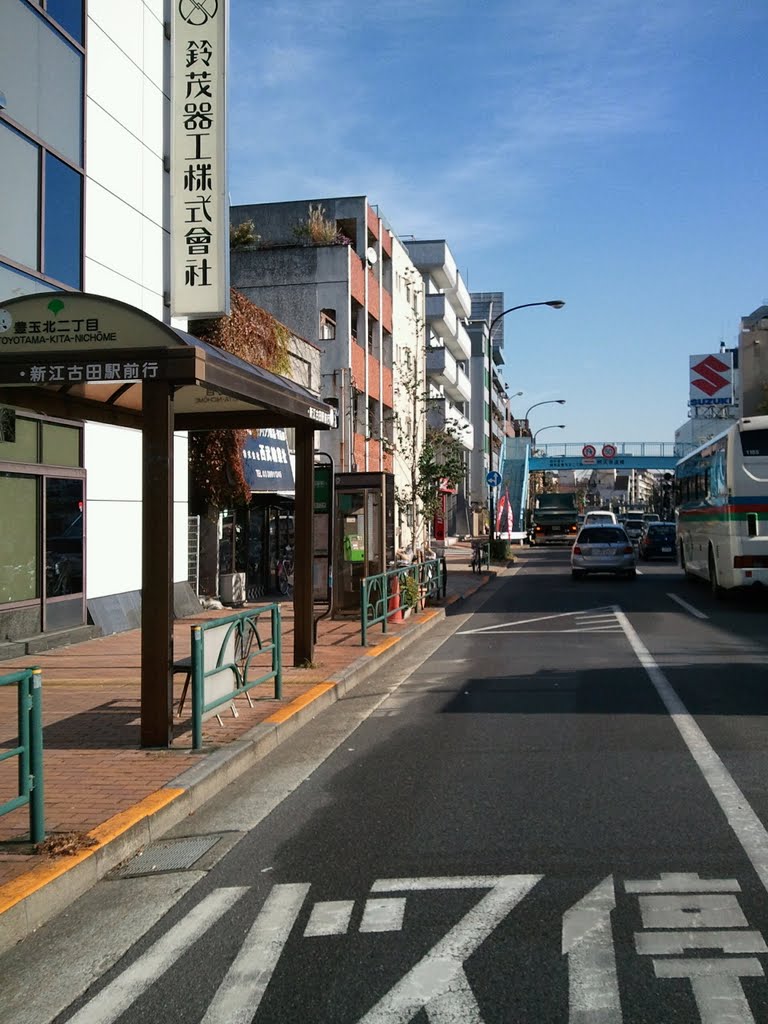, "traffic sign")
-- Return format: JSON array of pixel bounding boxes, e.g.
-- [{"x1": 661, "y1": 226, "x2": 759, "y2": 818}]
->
[
  {"x1": 582, "y1": 444, "x2": 597, "y2": 459},
  {"x1": 601, "y1": 444, "x2": 617, "y2": 459},
  {"x1": 487, "y1": 471, "x2": 502, "y2": 487}
]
